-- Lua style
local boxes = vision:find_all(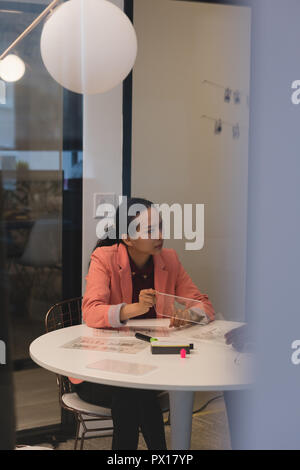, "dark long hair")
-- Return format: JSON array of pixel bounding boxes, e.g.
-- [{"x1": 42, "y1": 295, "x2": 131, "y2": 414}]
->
[{"x1": 93, "y1": 197, "x2": 154, "y2": 252}]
